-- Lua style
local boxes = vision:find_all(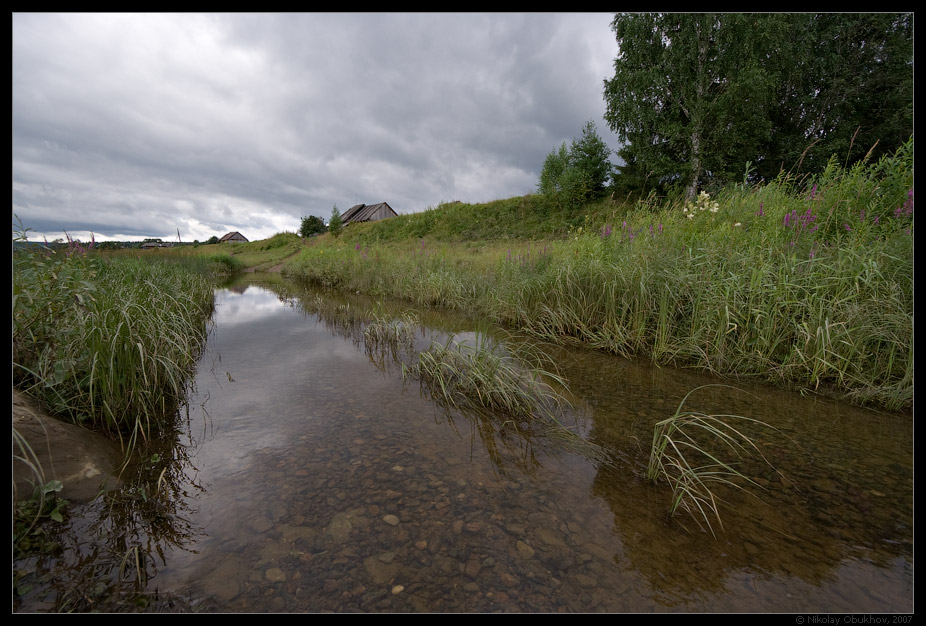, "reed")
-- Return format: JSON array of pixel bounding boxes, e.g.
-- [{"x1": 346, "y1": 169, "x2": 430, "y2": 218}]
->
[
  {"x1": 363, "y1": 311, "x2": 419, "y2": 369},
  {"x1": 13, "y1": 239, "x2": 215, "y2": 449},
  {"x1": 403, "y1": 336, "x2": 609, "y2": 466},
  {"x1": 646, "y1": 386, "x2": 777, "y2": 537},
  {"x1": 268, "y1": 140, "x2": 913, "y2": 410}
]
